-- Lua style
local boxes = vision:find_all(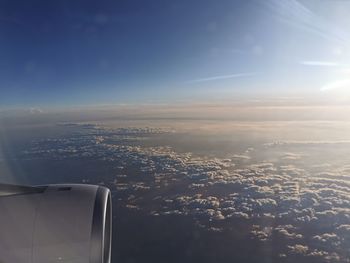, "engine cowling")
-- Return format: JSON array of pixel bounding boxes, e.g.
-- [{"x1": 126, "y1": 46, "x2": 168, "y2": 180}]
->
[{"x1": 0, "y1": 184, "x2": 112, "y2": 263}]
